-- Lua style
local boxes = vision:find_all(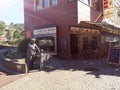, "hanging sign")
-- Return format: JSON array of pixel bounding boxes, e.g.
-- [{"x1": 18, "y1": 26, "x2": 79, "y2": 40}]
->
[{"x1": 103, "y1": 0, "x2": 114, "y2": 18}]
